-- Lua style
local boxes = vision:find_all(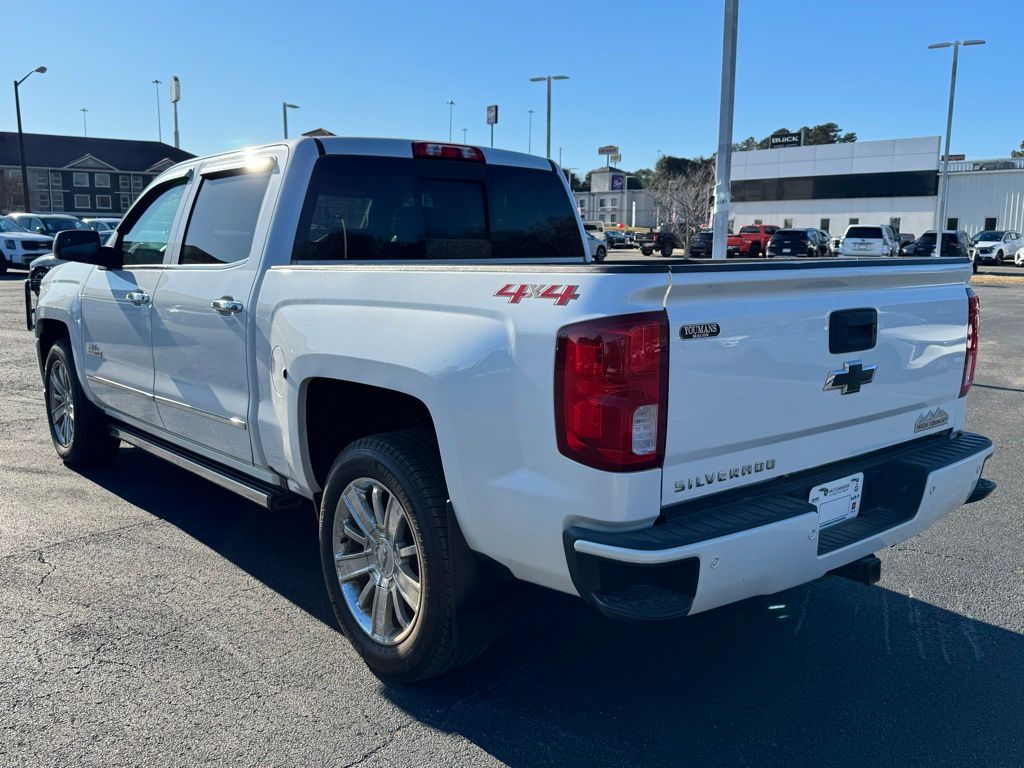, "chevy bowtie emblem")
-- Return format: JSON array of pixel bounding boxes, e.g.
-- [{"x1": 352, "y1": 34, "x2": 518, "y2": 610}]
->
[{"x1": 824, "y1": 360, "x2": 876, "y2": 395}]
